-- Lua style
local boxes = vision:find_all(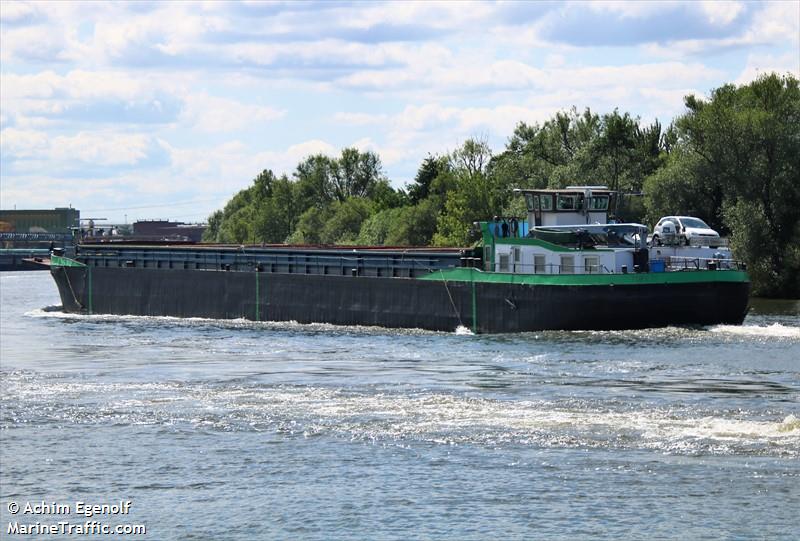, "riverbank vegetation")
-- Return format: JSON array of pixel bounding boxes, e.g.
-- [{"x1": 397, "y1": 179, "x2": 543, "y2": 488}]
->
[{"x1": 204, "y1": 73, "x2": 799, "y2": 297}]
